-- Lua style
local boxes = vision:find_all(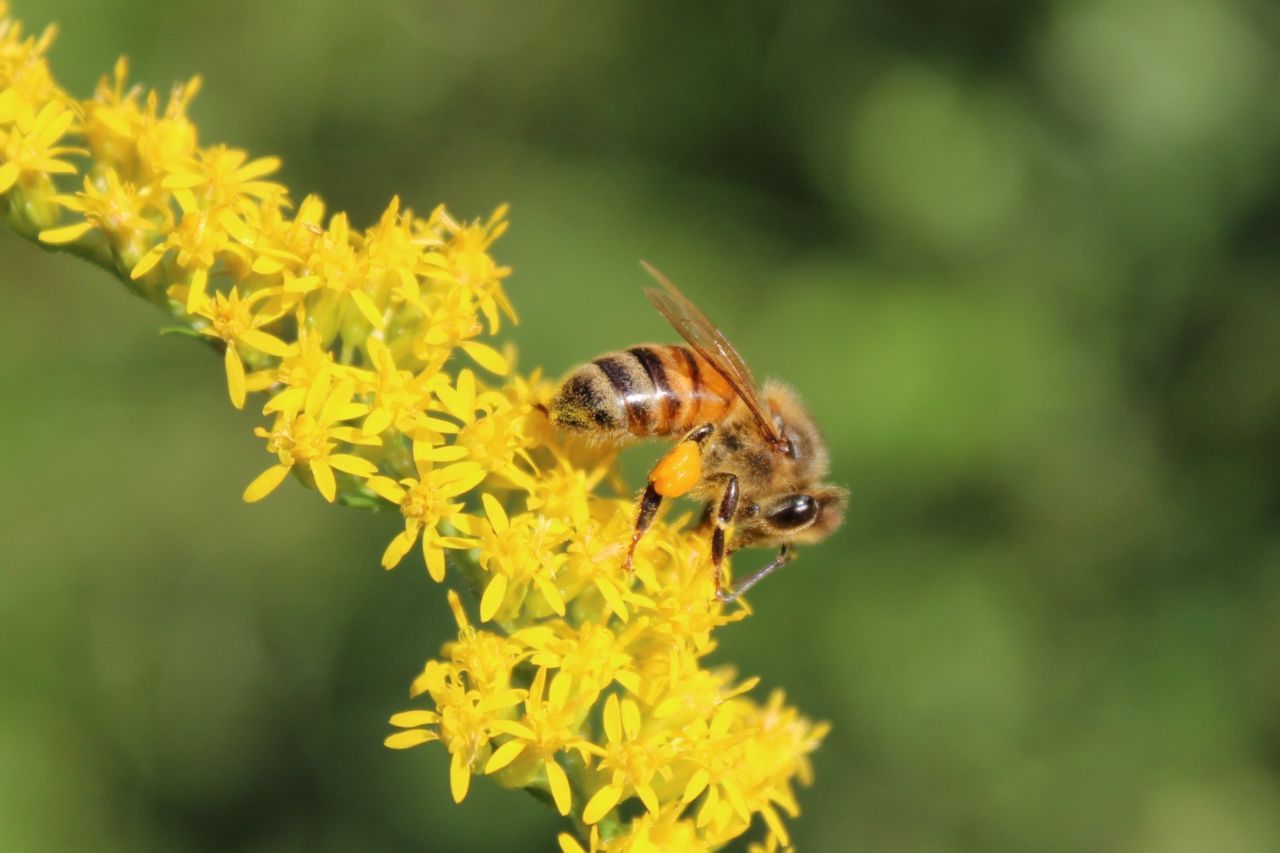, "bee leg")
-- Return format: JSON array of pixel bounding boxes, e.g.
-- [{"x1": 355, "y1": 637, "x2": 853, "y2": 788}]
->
[
  {"x1": 624, "y1": 483, "x2": 663, "y2": 572},
  {"x1": 710, "y1": 475, "x2": 740, "y2": 600},
  {"x1": 717, "y1": 544, "x2": 795, "y2": 603},
  {"x1": 624, "y1": 423, "x2": 716, "y2": 572}
]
